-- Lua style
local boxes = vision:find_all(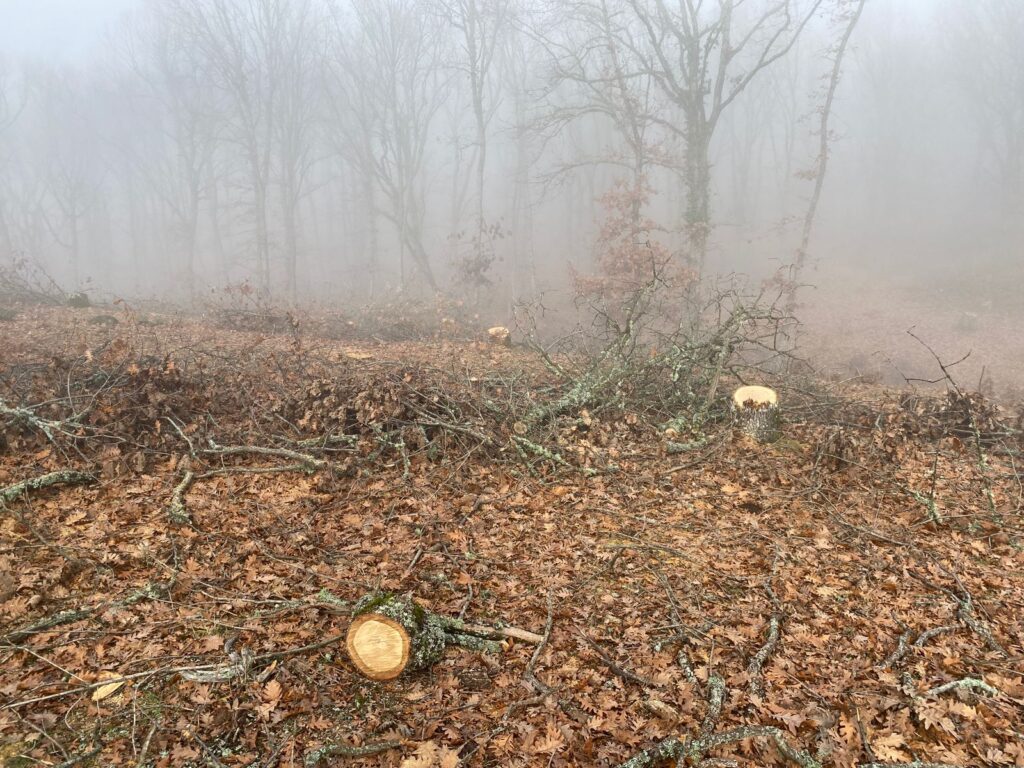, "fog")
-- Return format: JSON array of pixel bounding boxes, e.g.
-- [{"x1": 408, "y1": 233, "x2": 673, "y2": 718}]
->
[{"x1": 0, "y1": 0, "x2": 1020, "y2": 325}]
